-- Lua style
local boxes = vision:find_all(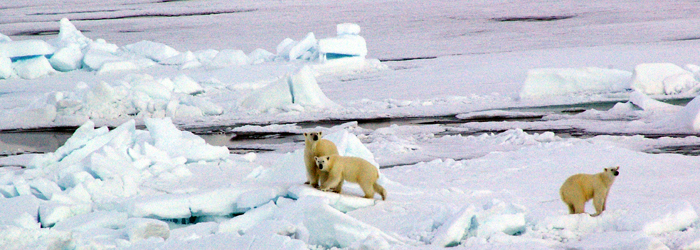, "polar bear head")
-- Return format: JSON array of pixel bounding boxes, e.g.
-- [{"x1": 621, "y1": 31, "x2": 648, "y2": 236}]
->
[
  {"x1": 314, "y1": 156, "x2": 332, "y2": 171},
  {"x1": 303, "y1": 131, "x2": 323, "y2": 143},
  {"x1": 604, "y1": 166, "x2": 620, "y2": 177}
]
